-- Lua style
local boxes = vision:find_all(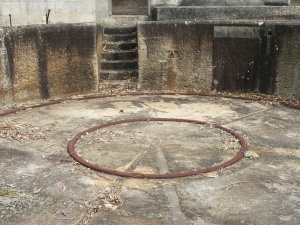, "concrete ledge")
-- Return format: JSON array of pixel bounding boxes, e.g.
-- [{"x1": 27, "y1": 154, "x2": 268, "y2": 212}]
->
[{"x1": 152, "y1": 6, "x2": 300, "y2": 21}]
